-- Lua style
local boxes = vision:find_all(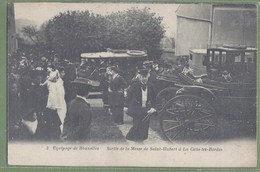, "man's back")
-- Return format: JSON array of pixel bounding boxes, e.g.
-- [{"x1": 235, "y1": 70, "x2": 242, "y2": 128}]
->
[{"x1": 63, "y1": 97, "x2": 92, "y2": 141}]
